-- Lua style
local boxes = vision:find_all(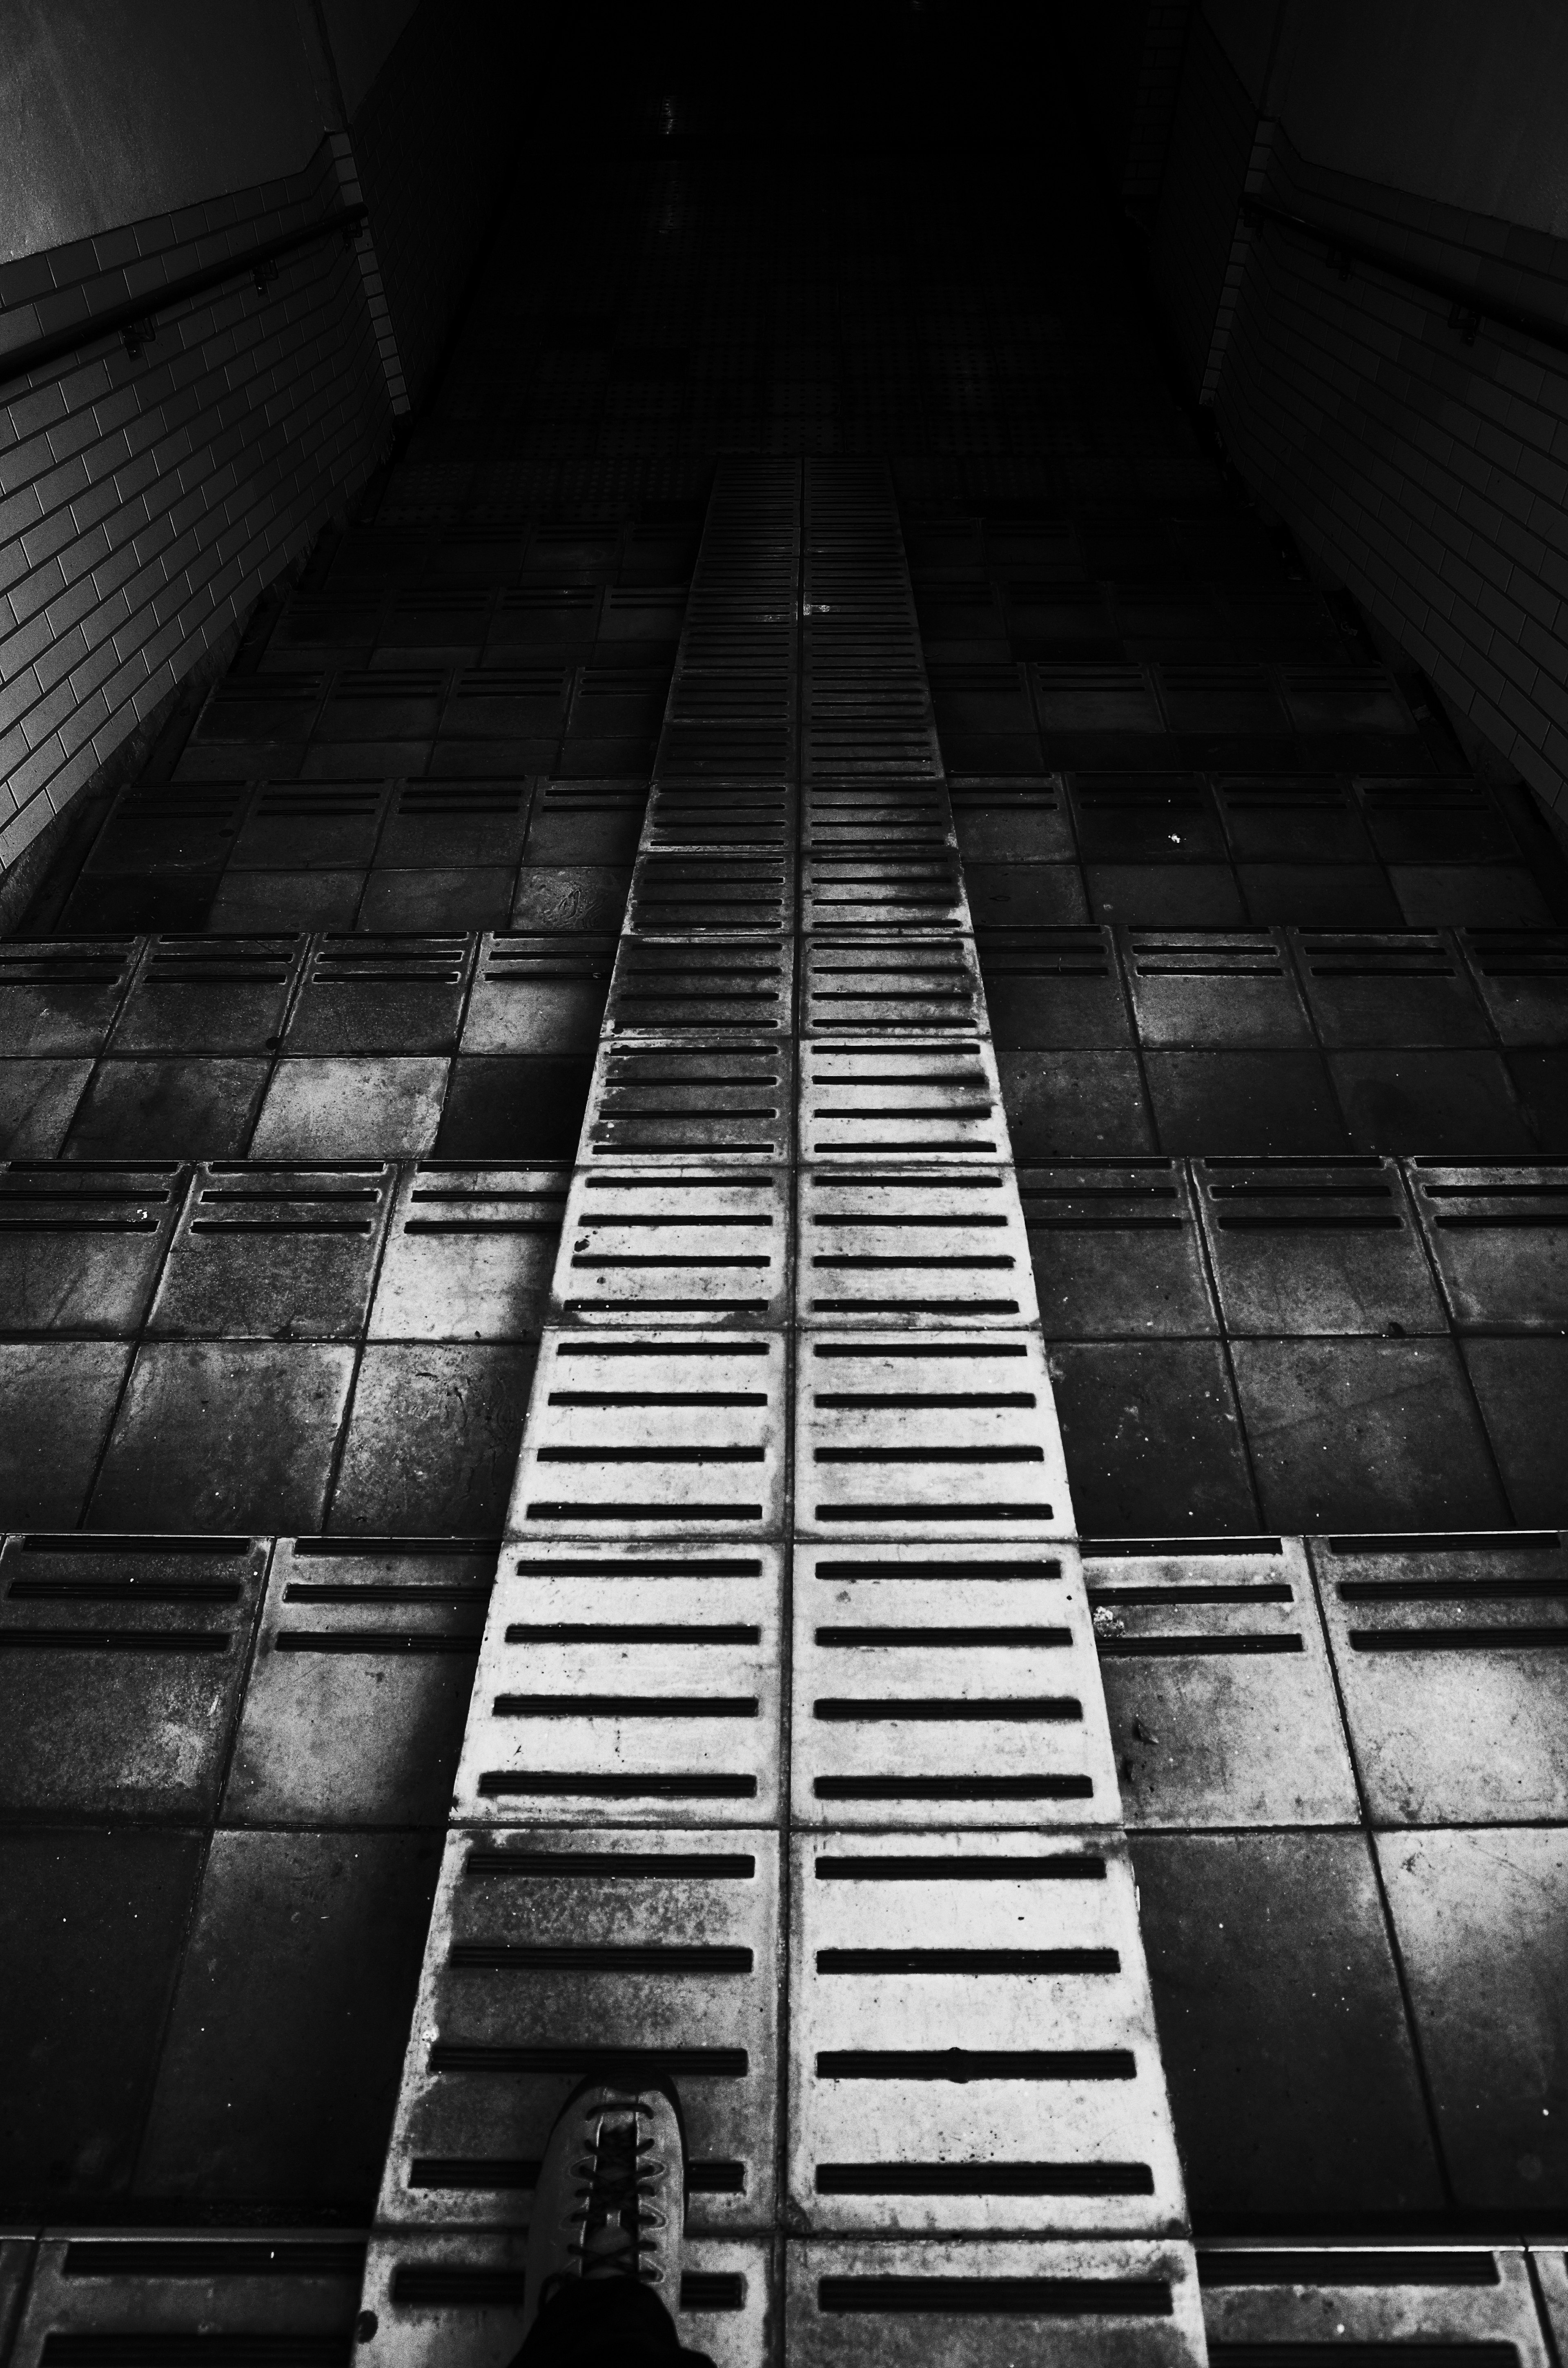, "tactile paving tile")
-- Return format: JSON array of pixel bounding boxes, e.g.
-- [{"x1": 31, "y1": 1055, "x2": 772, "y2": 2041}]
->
[
  {"x1": 148, "y1": 1162, "x2": 395, "y2": 1337},
  {"x1": 550, "y1": 1167, "x2": 790, "y2": 1325},
  {"x1": 1122, "y1": 929, "x2": 1311, "y2": 1046},
  {"x1": 784, "y1": 2236, "x2": 1206, "y2": 2368},
  {"x1": 357, "y1": 2229, "x2": 768, "y2": 2368},
  {"x1": 641, "y1": 782, "x2": 795, "y2": 851},
  {"x1": 978, "y1": 926, "x2": 1132, "y2": 1049},
  {"x1": 507, "y1": 1331, "x2": 788, "y2": 1537},
  {"x1": 0, "y1": 1161, "x2": 187, "y2": 1332},
  {"x1": 1083, "y1": 1537, "x2": 1358, "y2": 1829},
  {"x1": 1405, "y1": 1161, "x2": 1568, "y2": 1328},
  {"x1": 7, "y1": 2232, "x2": 367, "y2": 2368},
  {"x1": 1308, "y1": 1530, "x2": 1568, "y2": 1825},
  {"x1": 223, "y1": 1535, "x2": 497, "y2": 1826},
  {"x1": 285, "y1": 936, "x2": 476, "y2": 1055},
  {"x1": 802, "y1": 932, "x2": 987, "y2": 1036},
  {"x1": 800, "y1": 1039, "x2": 1010, "y2": 1161},
  {"x1": 108, "y1": 935, "x2": 306, "y2": 1054},
  {"x1": 1536, "y1": 2252, "x2": 1568, "y2": 2359},
  {"x1": 87, "y1": 777, "x2": 255, "y2": 874},
  {"x1": 627, "y1": 851, "x2": 796, "y2": 935},
  {"x1": 802, "y1": 782, "x2": 956, "y2": 854},
  {"x1": 382, "y1": 780, "x2": 533, "y2": 870},
  {"x1": 376, "y1": 1826, "x2": 779, "y2": 2232},
  {"x1": 0, "y1": 938, "x2": 140, "y2": 1056},
  {"x1": 1289, "y1": 930, "x2": 1490, "y2": 1046},
  {"x1": 230, "y1": 777, "x2": 389, "y2": 870},
  {"x1": 797, "y1": 1165, "x2": 1037, "y2": 1325},
  {"x1": 455, "y1": 1539, "x2": 783, "y2": 1824},
  {"x1": 788, "y1": 1837, "x2": 1185, "y2": 2231},
  {"x1": 370, "y1": 1166, "x2": 567, "y2": 1340},
  {"x1": 794, "y1": 1331, "x2": 1071, "y2": 1539},
  {"x1": 602, "y1": 936, "x2": 794, "y2": 1038},
  {"x1": 0, "y1": 2234, "x2": 32, "y2": 2359},
  {"x1": 802, "y1": 852, "x2": 970, "y2": 932},
  {"x1": 1459, "y1": 928, "x2": 1568, "y2": 1042},
  {"x1": 460, "y1": 934, "x2": 615, "y2": 1055},
  {"x1": 0, "y1": 1530, "x2": 267, "y2": 1820},
  {"x1": 1196, "y1": 2242, "x2": 1554, "y2": 2368},
  {"x1": 1192, "y1": 1157, "x2": 1446, "y2": 1336},
  {"x1": 584, "y1": 1037, "x2": 793, "y2": 1161},
  {"x1": 791, "y1": 1543, "x2": 1115, "y2": 1826}
]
